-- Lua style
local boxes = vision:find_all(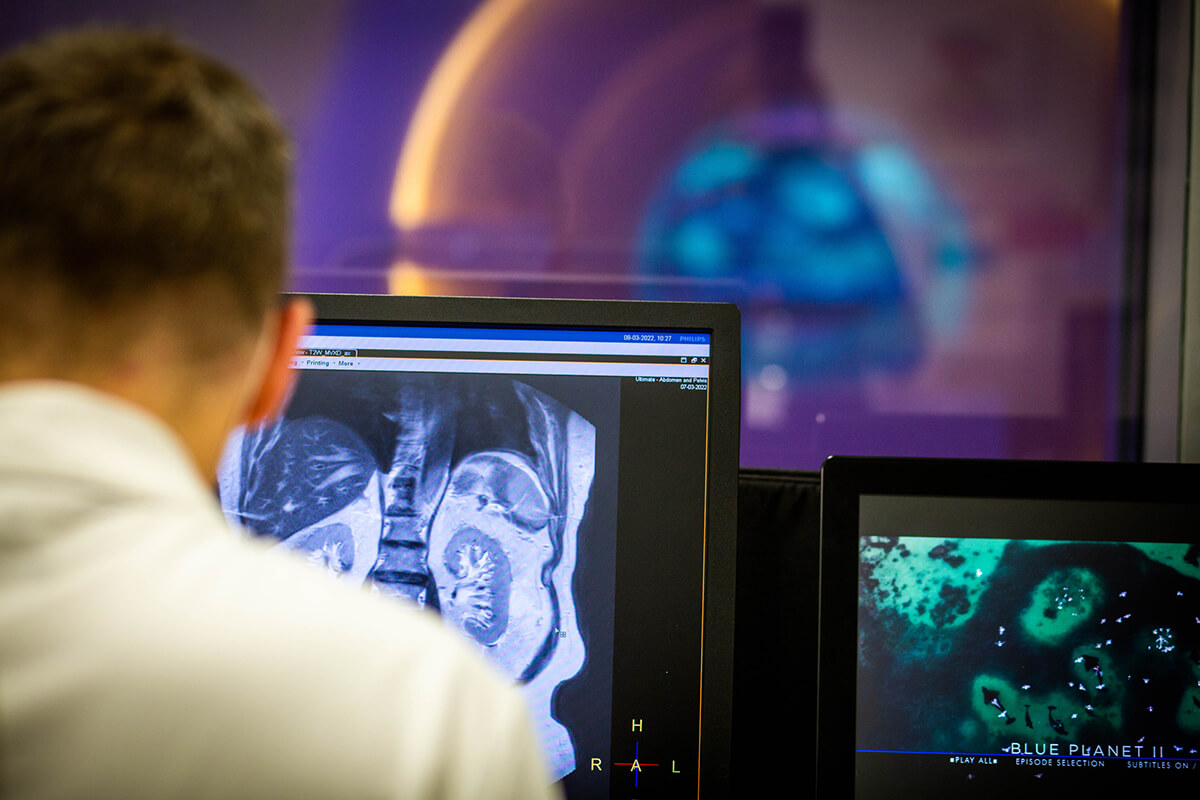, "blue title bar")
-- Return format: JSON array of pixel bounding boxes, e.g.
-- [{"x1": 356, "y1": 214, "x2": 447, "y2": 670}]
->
[{"x1": 312, "y1": 323, "x2": 711, "y2": 345}]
